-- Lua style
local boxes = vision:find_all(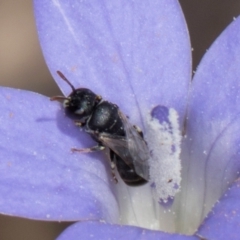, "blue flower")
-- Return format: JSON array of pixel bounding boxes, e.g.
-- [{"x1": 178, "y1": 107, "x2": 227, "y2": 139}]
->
[{"x1": 0, "y1": 0, "x2": 240, "y2": 239}]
